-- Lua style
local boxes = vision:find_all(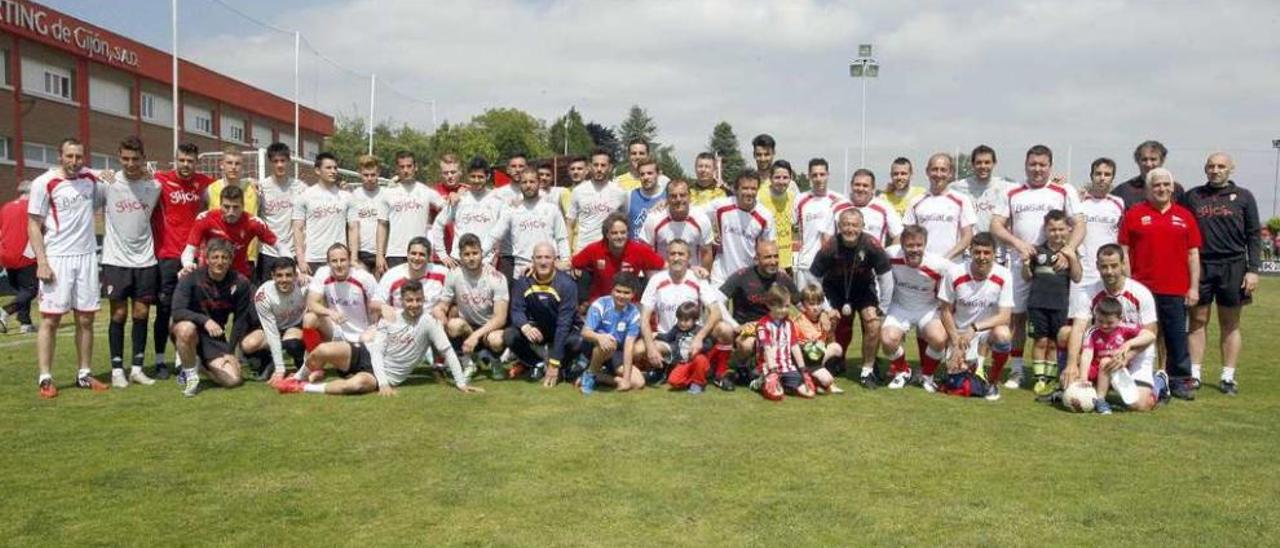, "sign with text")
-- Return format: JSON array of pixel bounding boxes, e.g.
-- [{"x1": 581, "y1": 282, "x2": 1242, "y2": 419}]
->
[{"x1": 1, "y1": 0, "x2": 140, "y2": 67}]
